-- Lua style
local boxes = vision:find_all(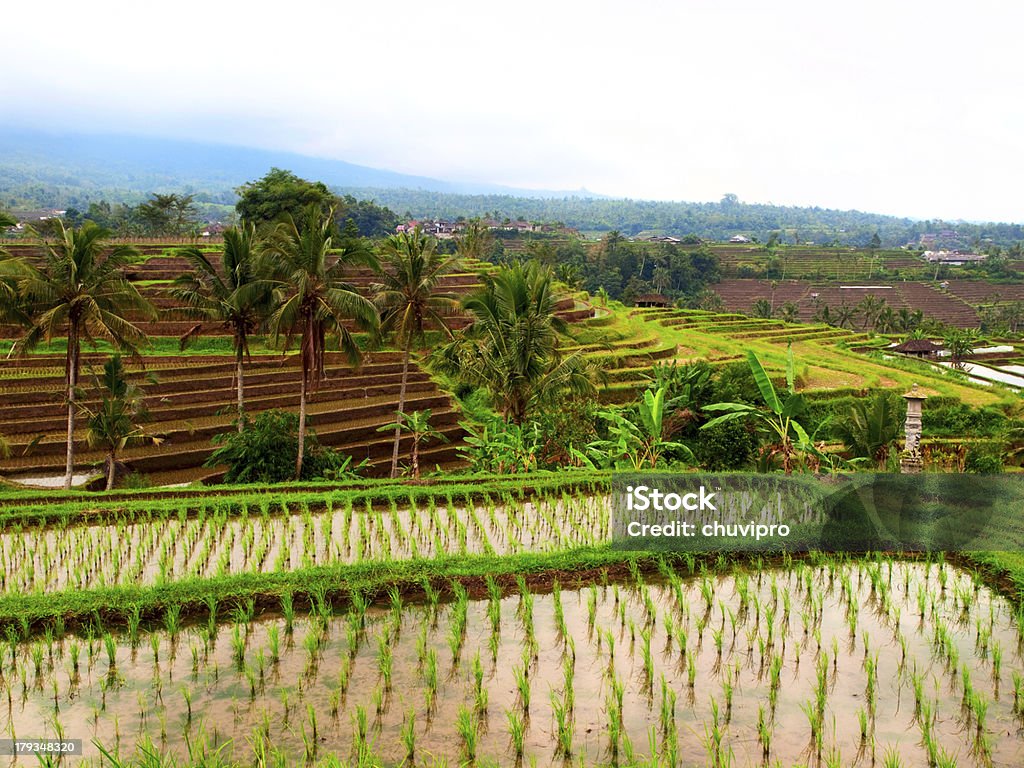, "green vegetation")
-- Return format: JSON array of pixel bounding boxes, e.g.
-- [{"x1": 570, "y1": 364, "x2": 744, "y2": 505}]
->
[
  {"x1": 435, "y1": 260, "x2": 595, "y2": 423},
  {"x1": 5, "y1": 168, "x2": 1024, "y2": 765},
  {"x1": 80, "y1": 355, "x2": 161, "y2": 490},
  {"x1": 263, "y1": 205, "x2": 379, "y2": 478},
  {"x1": 169, "y1": 222, "x2": 275, "y2": 428},
  {"x1": 207, "y1": 410, "x2": 359, "y2": 484},
  {"x1": 1, "y1": 220, "x2": 155, "y2": 488},
  {"x1": 372, "y1": 229, "x2": 459, "y2": 477}
]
